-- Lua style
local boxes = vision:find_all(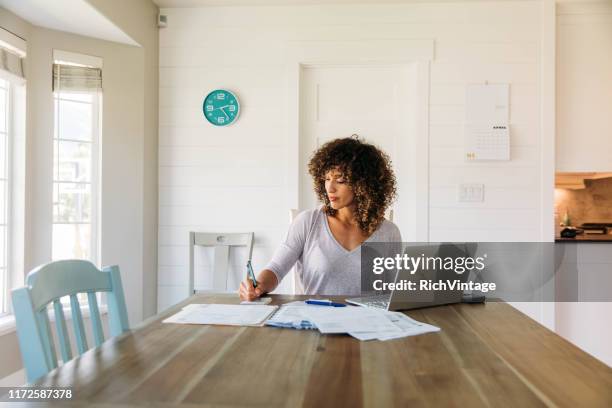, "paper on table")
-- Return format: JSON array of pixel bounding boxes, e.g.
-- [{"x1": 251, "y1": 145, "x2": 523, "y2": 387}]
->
[
  {"x1": 348, "y1": 331, "x2": 380, "y2": 341},
  {"x1": 377, "y1": 312, "x2": 440, "y2": 341},
  {"x1": 303, "y1": 306, "x2": 402, "y2": 334},
  {"x1": 348, "y1": 311, "x2": 403, "y2": 341},
  {"x1": 349, "y1": 311, "x2": 440, "y2": 341},
  {"x1": 163, "y1": 304, "x2": 277, "y2": 326},
  {"x1": 240, "y1": 297, "x2": 272, "y2": 305},
  {"x1": 265, "y1": 303, "x2": 316, "y2": 330}
]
